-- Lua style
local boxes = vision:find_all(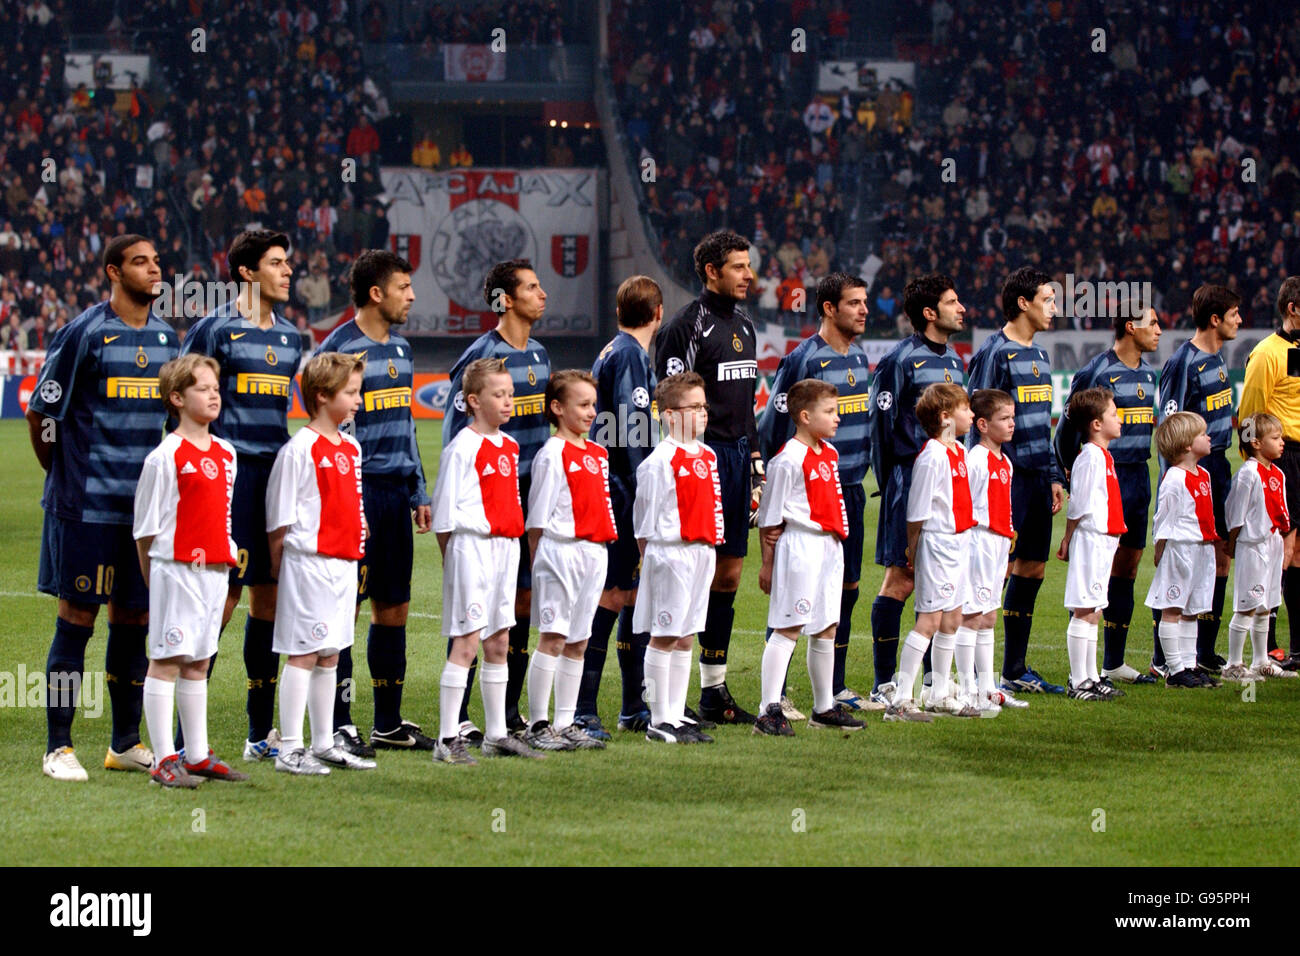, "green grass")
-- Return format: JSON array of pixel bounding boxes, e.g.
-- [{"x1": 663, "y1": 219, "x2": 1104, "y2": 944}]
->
[{"x1": 1, "y1": 418, "x2": 1297, "y2": 866}]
